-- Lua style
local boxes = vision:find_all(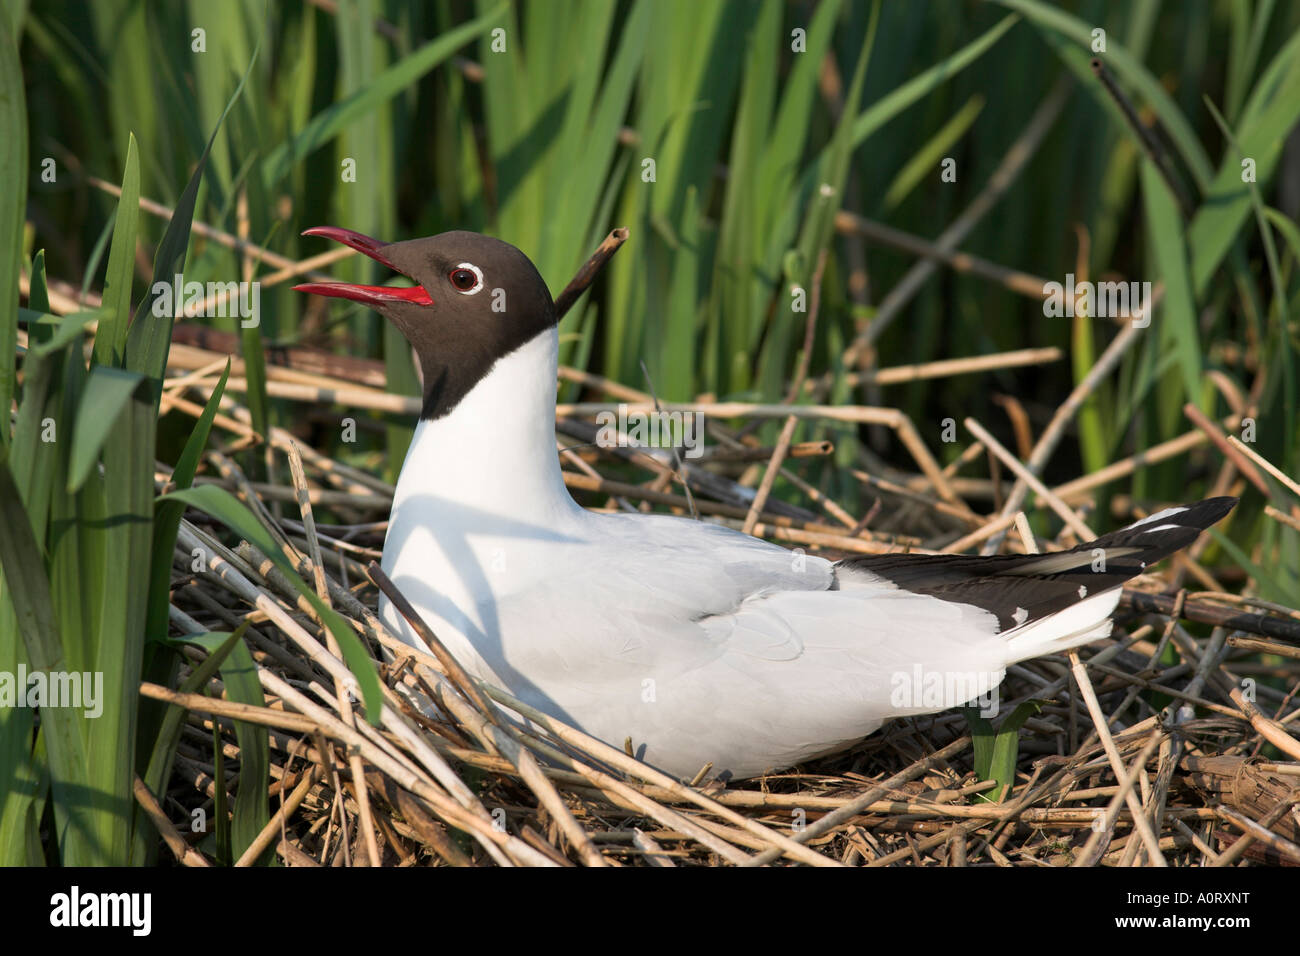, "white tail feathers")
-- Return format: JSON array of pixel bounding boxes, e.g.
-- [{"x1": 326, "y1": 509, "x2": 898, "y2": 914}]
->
[{"x1": 1003, "y1": 588, "x2": 1121, "y2": 665}]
